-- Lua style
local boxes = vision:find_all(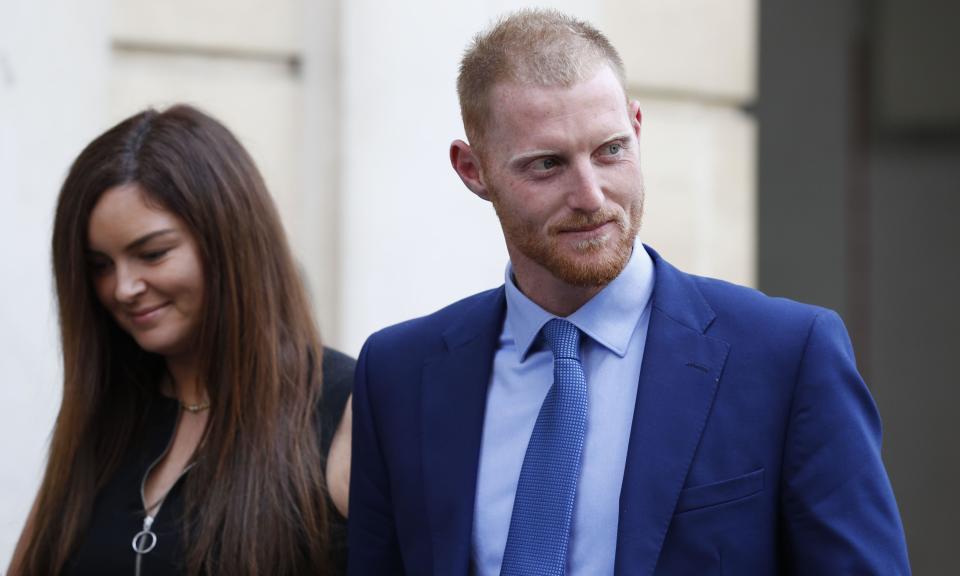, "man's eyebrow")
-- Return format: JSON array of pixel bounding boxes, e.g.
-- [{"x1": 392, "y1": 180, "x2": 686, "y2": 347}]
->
[
  {"x1": 508, "y1": 149, "x2": 556, "y2": 167},
  {"x1": 603, "y1": 131, "x2": 633, "y2": 144},
  {"x1": 124, "y1": 229, "x2": 177, "y2": 252}
]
